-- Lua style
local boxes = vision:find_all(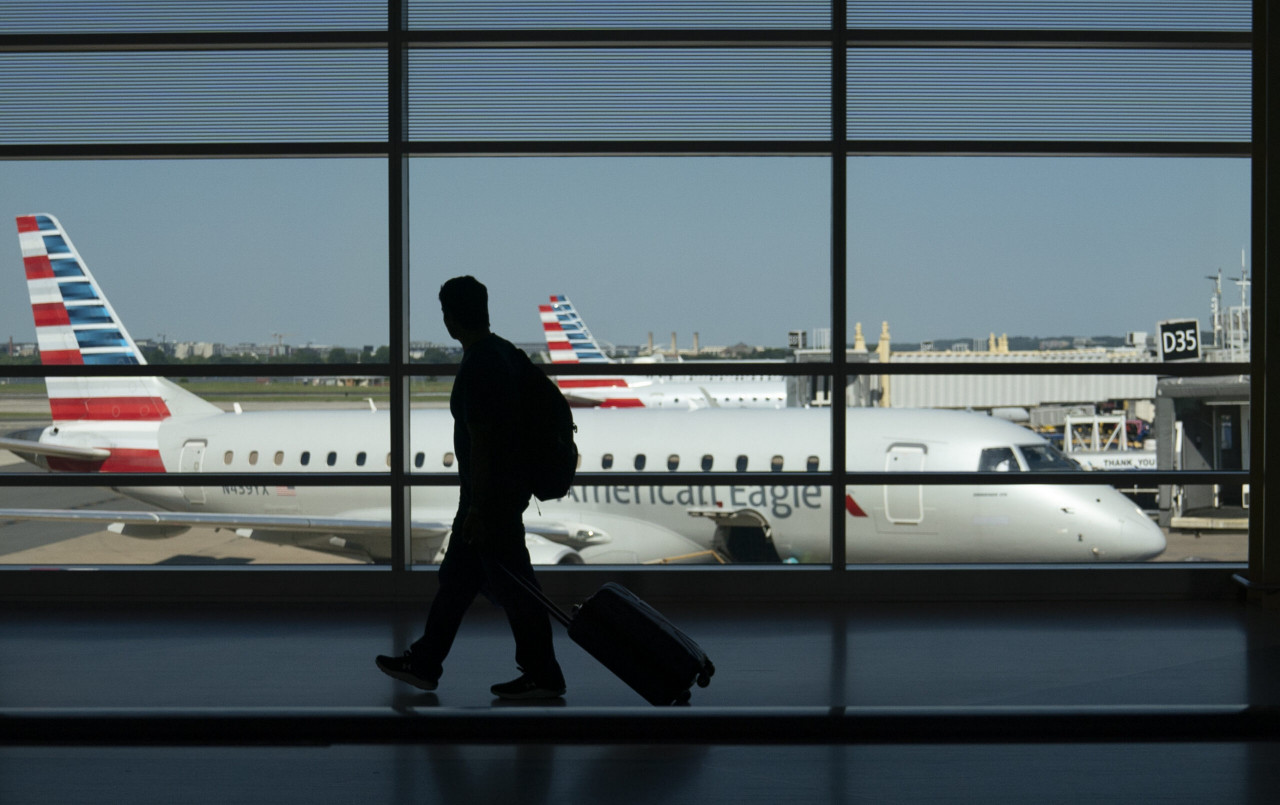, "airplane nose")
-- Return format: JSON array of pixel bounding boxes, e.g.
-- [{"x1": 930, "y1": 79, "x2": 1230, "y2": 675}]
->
[{"x1": 1123, "y1": 514, "x2": 1167, "y2": 561}]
